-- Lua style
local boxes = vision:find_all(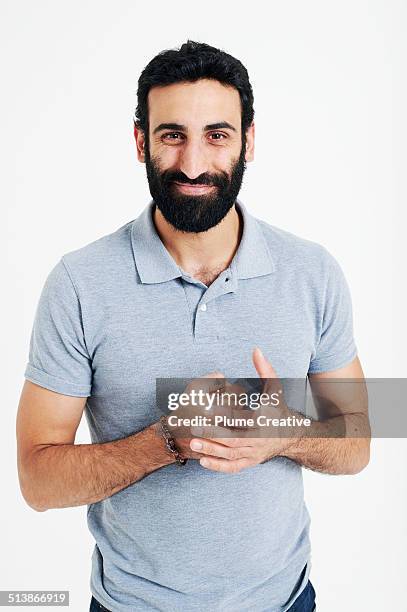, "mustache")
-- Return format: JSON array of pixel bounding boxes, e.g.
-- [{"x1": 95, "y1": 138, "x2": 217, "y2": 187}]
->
[{"x1": 161, "y1": 170, "x2": 228, "y2": 188}]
